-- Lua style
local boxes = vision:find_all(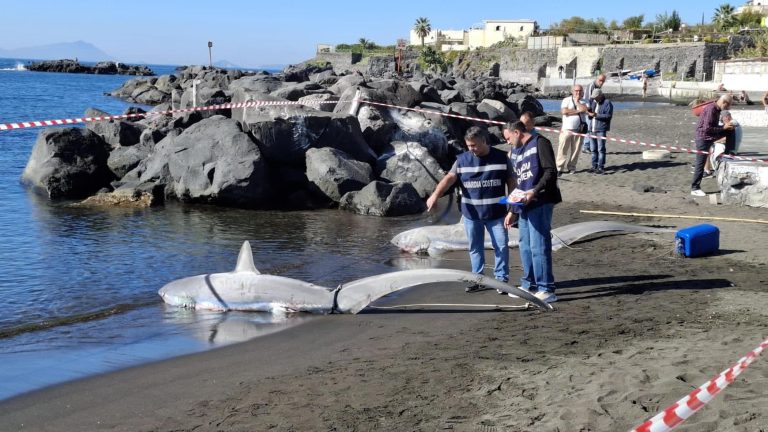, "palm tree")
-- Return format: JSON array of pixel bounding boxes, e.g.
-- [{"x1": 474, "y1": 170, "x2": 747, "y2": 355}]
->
[
  {"x1": 713, "y1": 3, "x2": 736, "y2": 30},
  {"x1": 359, "y1": 38, "x2": 370, "y2": 53},
  {"x1": 413, "y1": 17, "x2": 432, "y2": 47}
]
